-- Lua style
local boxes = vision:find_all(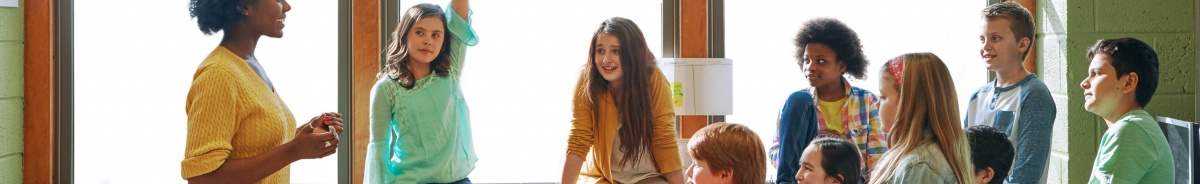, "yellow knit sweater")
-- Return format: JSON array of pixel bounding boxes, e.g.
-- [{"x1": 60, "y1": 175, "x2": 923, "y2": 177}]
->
[
  {"x1": 182, "y1": 46, "x2": 297, "y2": 183},
  {"x1": 567, "y1": 68, "x2": 683, "y2": 183}
]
